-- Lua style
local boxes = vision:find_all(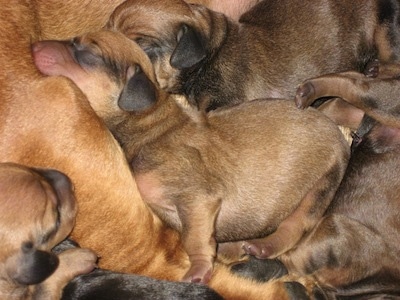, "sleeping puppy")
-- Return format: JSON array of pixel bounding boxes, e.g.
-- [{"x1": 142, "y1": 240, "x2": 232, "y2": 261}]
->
[
  {"x1": 107, "y1": 0, "x2": 400, "y2": 111},
  {"x1": 263, "y1": 62, "x2": 400, "y2": 298},
  {"x1": 32, "y1": 30, "x2": 350, "y2": 285},
  {"x1": 0, "y1": 162, "x2": 97, "y2": 300}
]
